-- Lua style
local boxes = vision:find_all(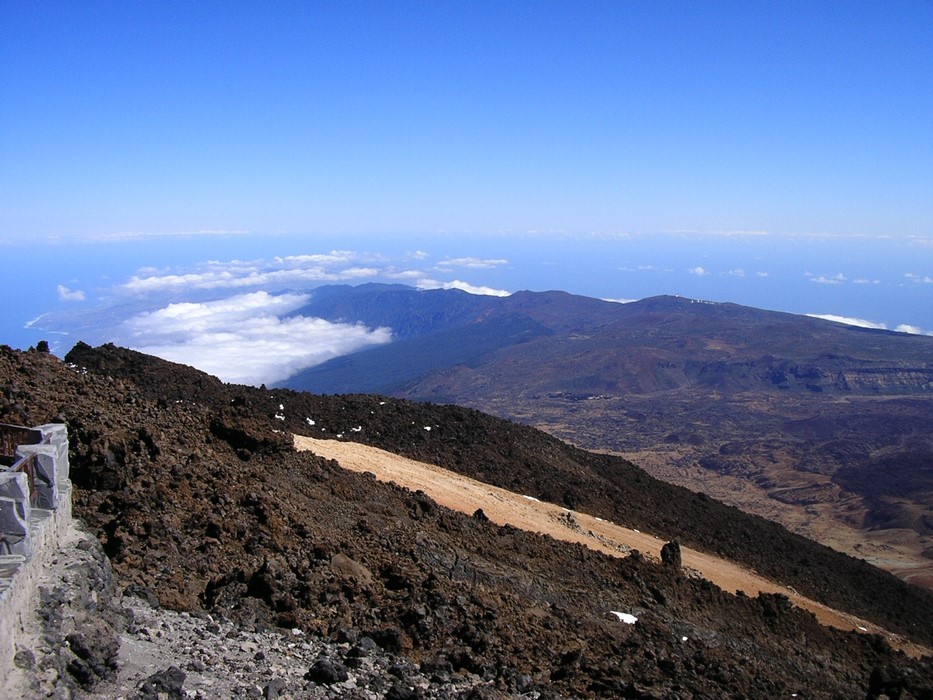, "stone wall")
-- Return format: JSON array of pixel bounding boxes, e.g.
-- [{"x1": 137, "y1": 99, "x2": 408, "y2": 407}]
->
[{"x1": 0, "y1": 423, "x2": 72, "y2": 681}]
